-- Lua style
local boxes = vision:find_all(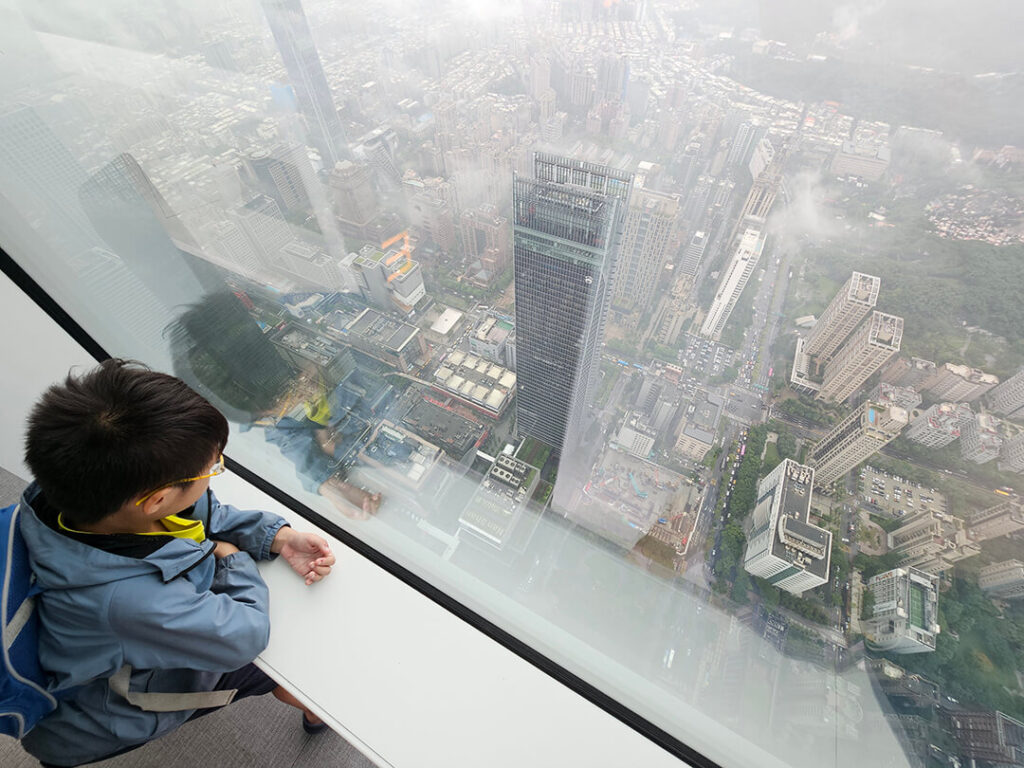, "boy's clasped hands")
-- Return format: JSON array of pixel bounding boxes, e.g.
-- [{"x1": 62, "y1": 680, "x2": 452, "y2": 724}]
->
[{"x1": 215, "y1": 527, "x2": 336, "y2": 586}]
